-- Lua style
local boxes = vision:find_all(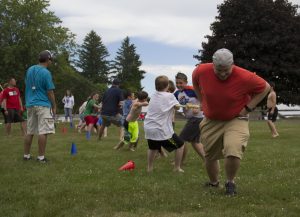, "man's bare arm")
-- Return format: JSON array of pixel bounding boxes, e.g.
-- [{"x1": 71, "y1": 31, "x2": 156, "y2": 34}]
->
[
  {"x1": 240, "y1": 82, "x2": 271, "y2": 116},
  {"x1": 47, "y1": 90, "x2": 56, "y2": 117}
]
